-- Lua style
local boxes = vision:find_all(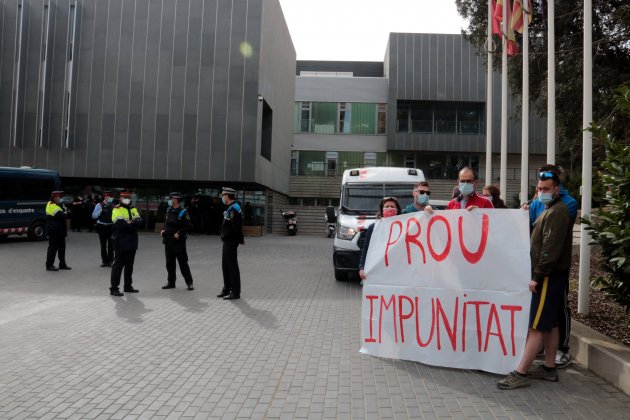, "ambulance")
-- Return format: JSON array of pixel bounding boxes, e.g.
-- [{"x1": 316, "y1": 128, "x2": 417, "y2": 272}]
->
[{"x1": 333, "y1": 167, "x2": 425, "y2": 281}]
